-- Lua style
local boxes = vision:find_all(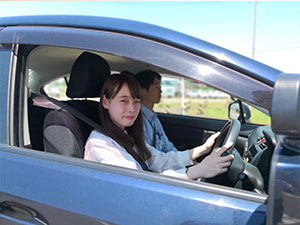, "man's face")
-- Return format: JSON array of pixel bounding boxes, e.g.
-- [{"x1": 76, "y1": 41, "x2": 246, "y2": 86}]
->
[{"x1": 143, "y1": 77, "x2": 162, "y2": 105}]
